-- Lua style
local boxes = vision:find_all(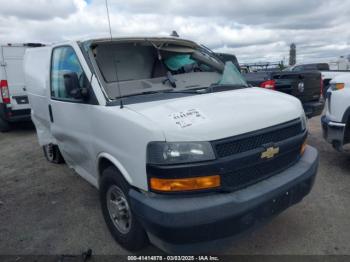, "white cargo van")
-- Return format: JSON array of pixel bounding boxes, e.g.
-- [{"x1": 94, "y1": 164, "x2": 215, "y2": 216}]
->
[
  {"x1": 0, "y1": 43, "x2": 44, "y2": 131},
  {"x1": 24, "y1": 37, "x2": 319, "y2": 253}
]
